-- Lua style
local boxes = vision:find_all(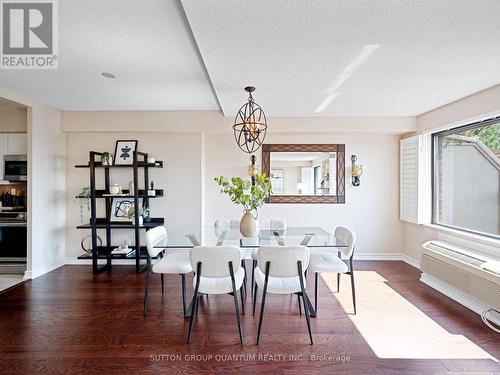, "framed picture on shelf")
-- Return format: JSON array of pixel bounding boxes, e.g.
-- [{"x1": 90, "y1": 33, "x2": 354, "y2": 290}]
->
[
  {"x1": 110, "y1": 198, "x2": 134, "y2": 222},
  {"x1": 113, "y1": 140, "x2": 138, "y2": 165}
]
